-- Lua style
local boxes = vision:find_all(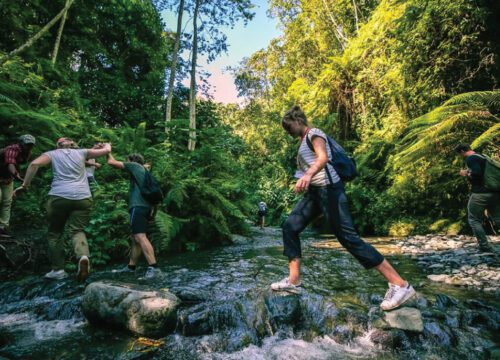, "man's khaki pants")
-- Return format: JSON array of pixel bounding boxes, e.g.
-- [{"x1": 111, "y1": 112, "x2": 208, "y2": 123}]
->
[{"x1": 46, "y1": 196, "x2": 92, "y2": 270}]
